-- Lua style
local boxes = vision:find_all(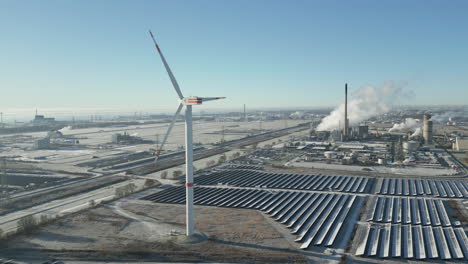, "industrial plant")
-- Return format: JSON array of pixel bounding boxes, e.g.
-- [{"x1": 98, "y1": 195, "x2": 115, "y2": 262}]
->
[{"x1": 1, "y1": 77, "x2": 466, "y2": 264}]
